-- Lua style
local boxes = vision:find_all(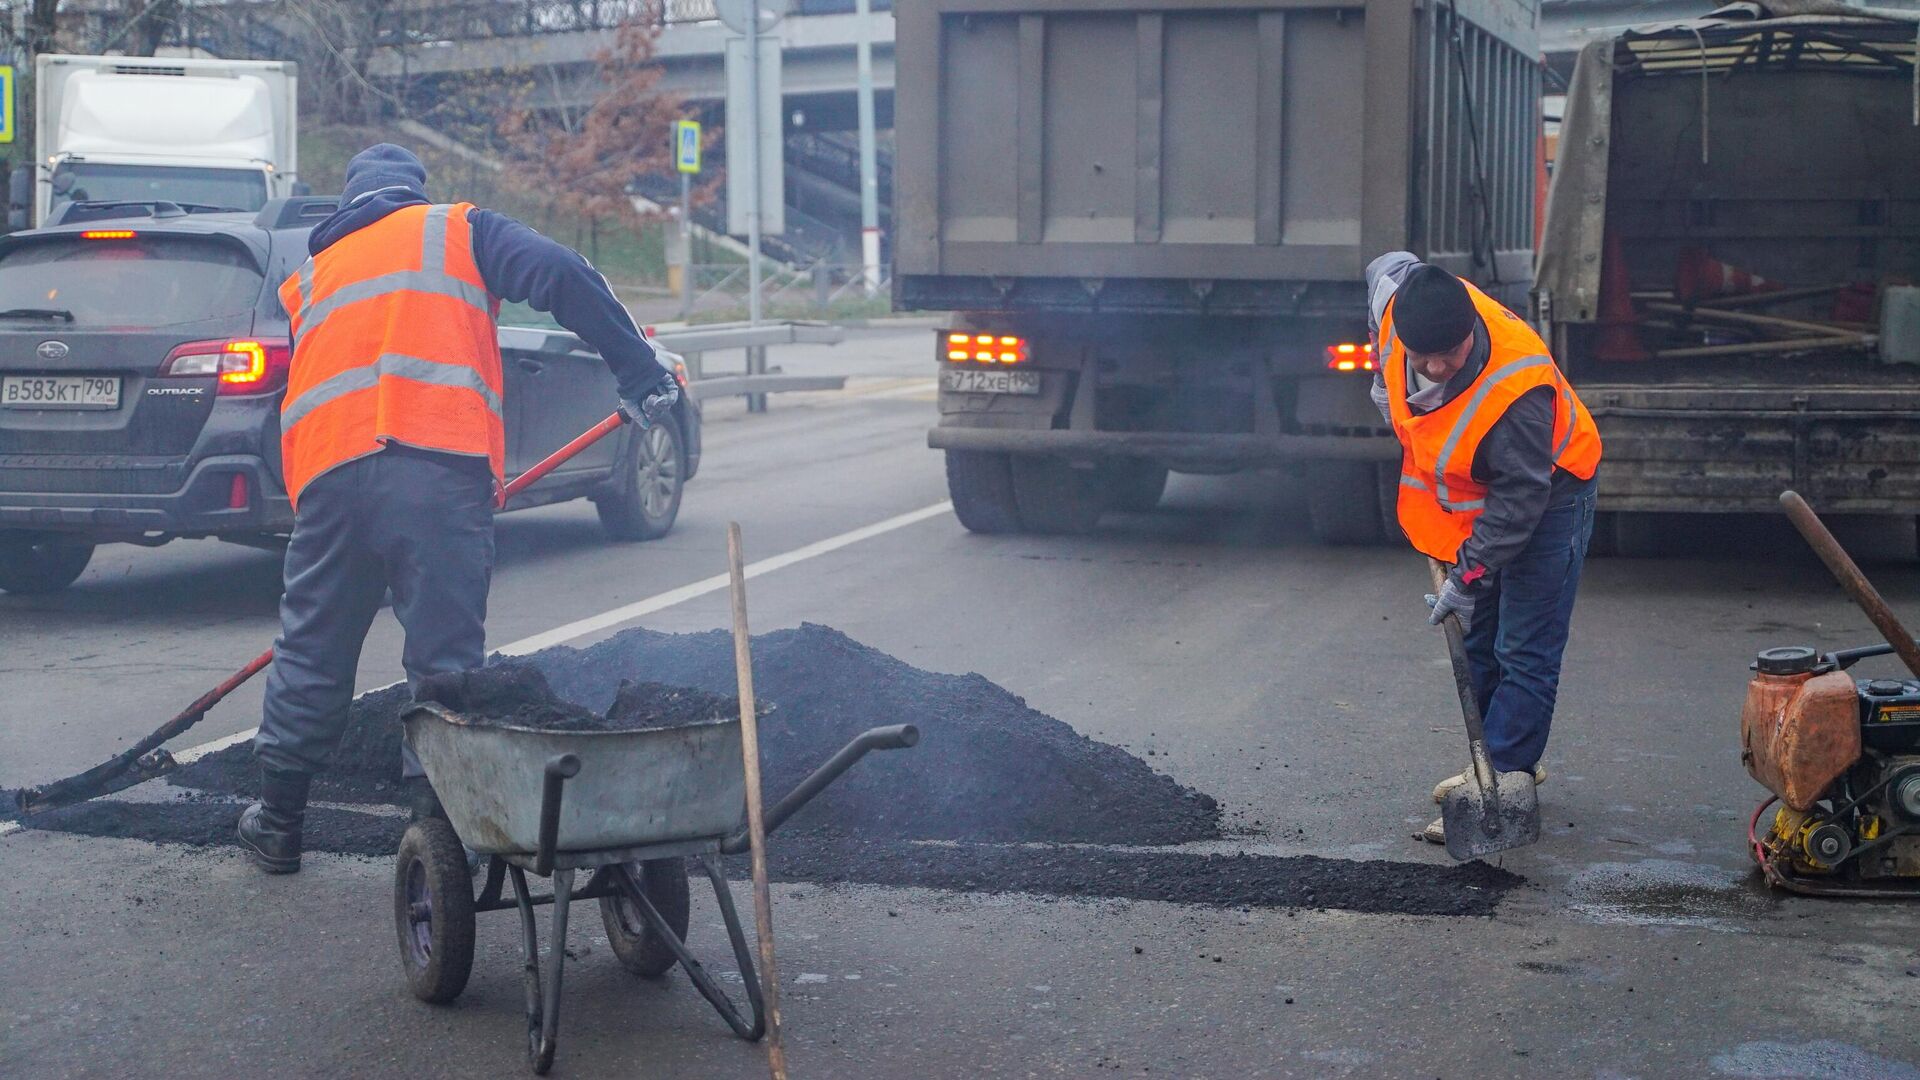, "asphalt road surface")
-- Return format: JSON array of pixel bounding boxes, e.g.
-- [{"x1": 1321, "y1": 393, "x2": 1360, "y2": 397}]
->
[{"x1": 5, "y1": 325, "x2": 1919, "y2": 1079}]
